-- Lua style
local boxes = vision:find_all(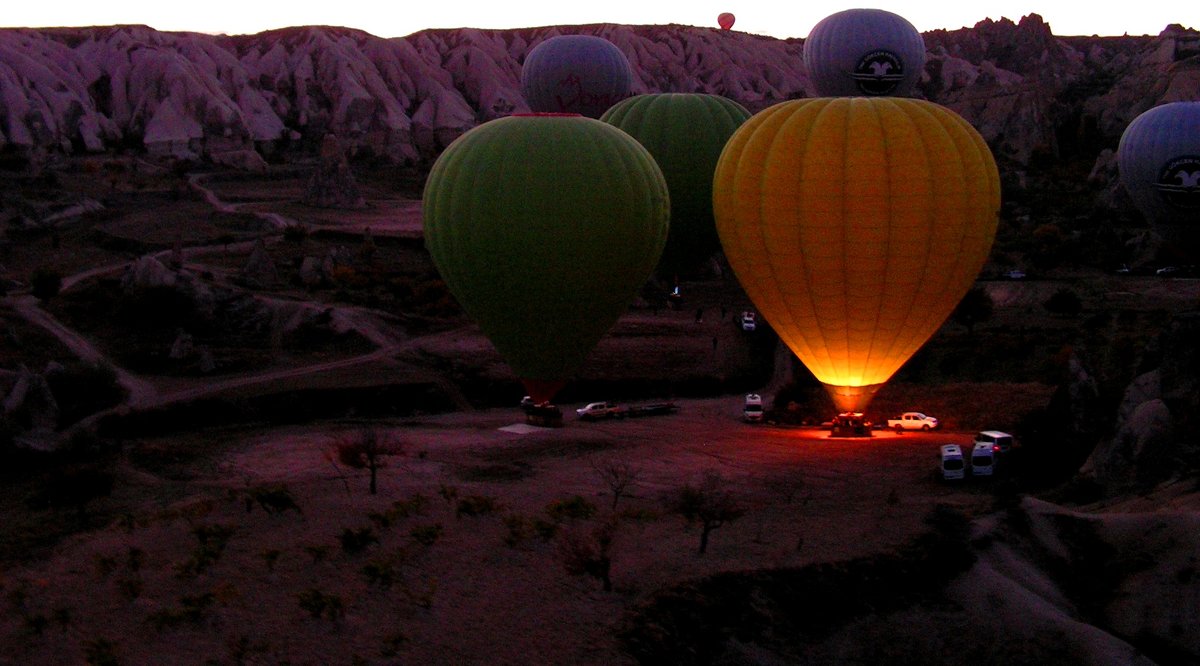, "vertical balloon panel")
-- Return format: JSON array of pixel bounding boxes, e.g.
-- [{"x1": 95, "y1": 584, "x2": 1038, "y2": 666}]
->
[{"x1": 714, "y1": 98, "x2": 1000, "y2": 412}]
